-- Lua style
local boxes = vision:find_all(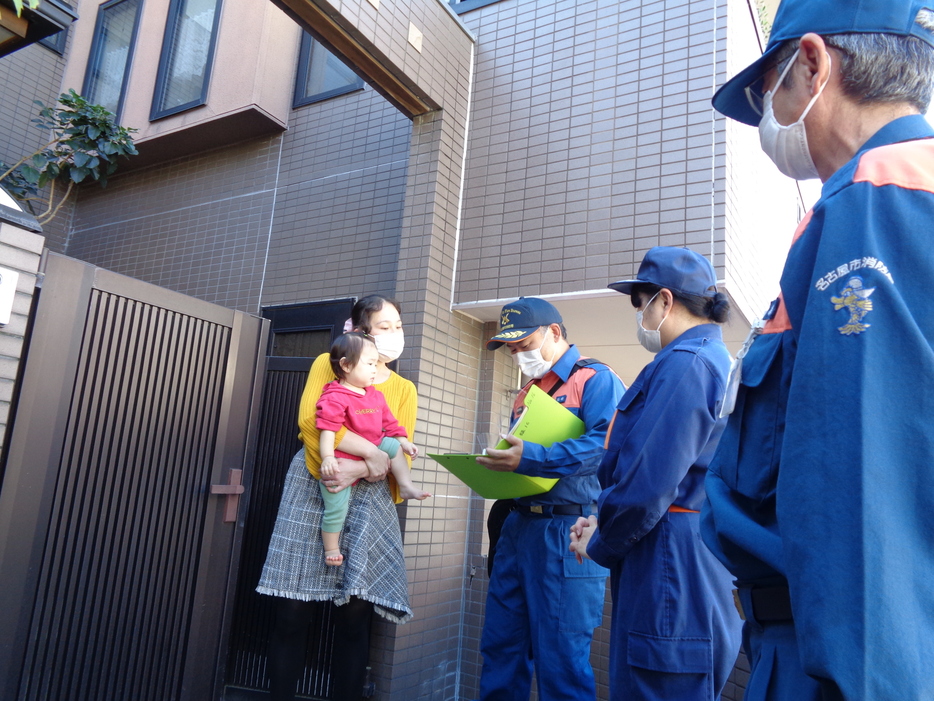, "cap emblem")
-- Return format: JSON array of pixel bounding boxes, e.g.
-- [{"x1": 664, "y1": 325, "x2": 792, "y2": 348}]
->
[{"x1": 500, "y1": 307, "x2": 521, "y2": 330}]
